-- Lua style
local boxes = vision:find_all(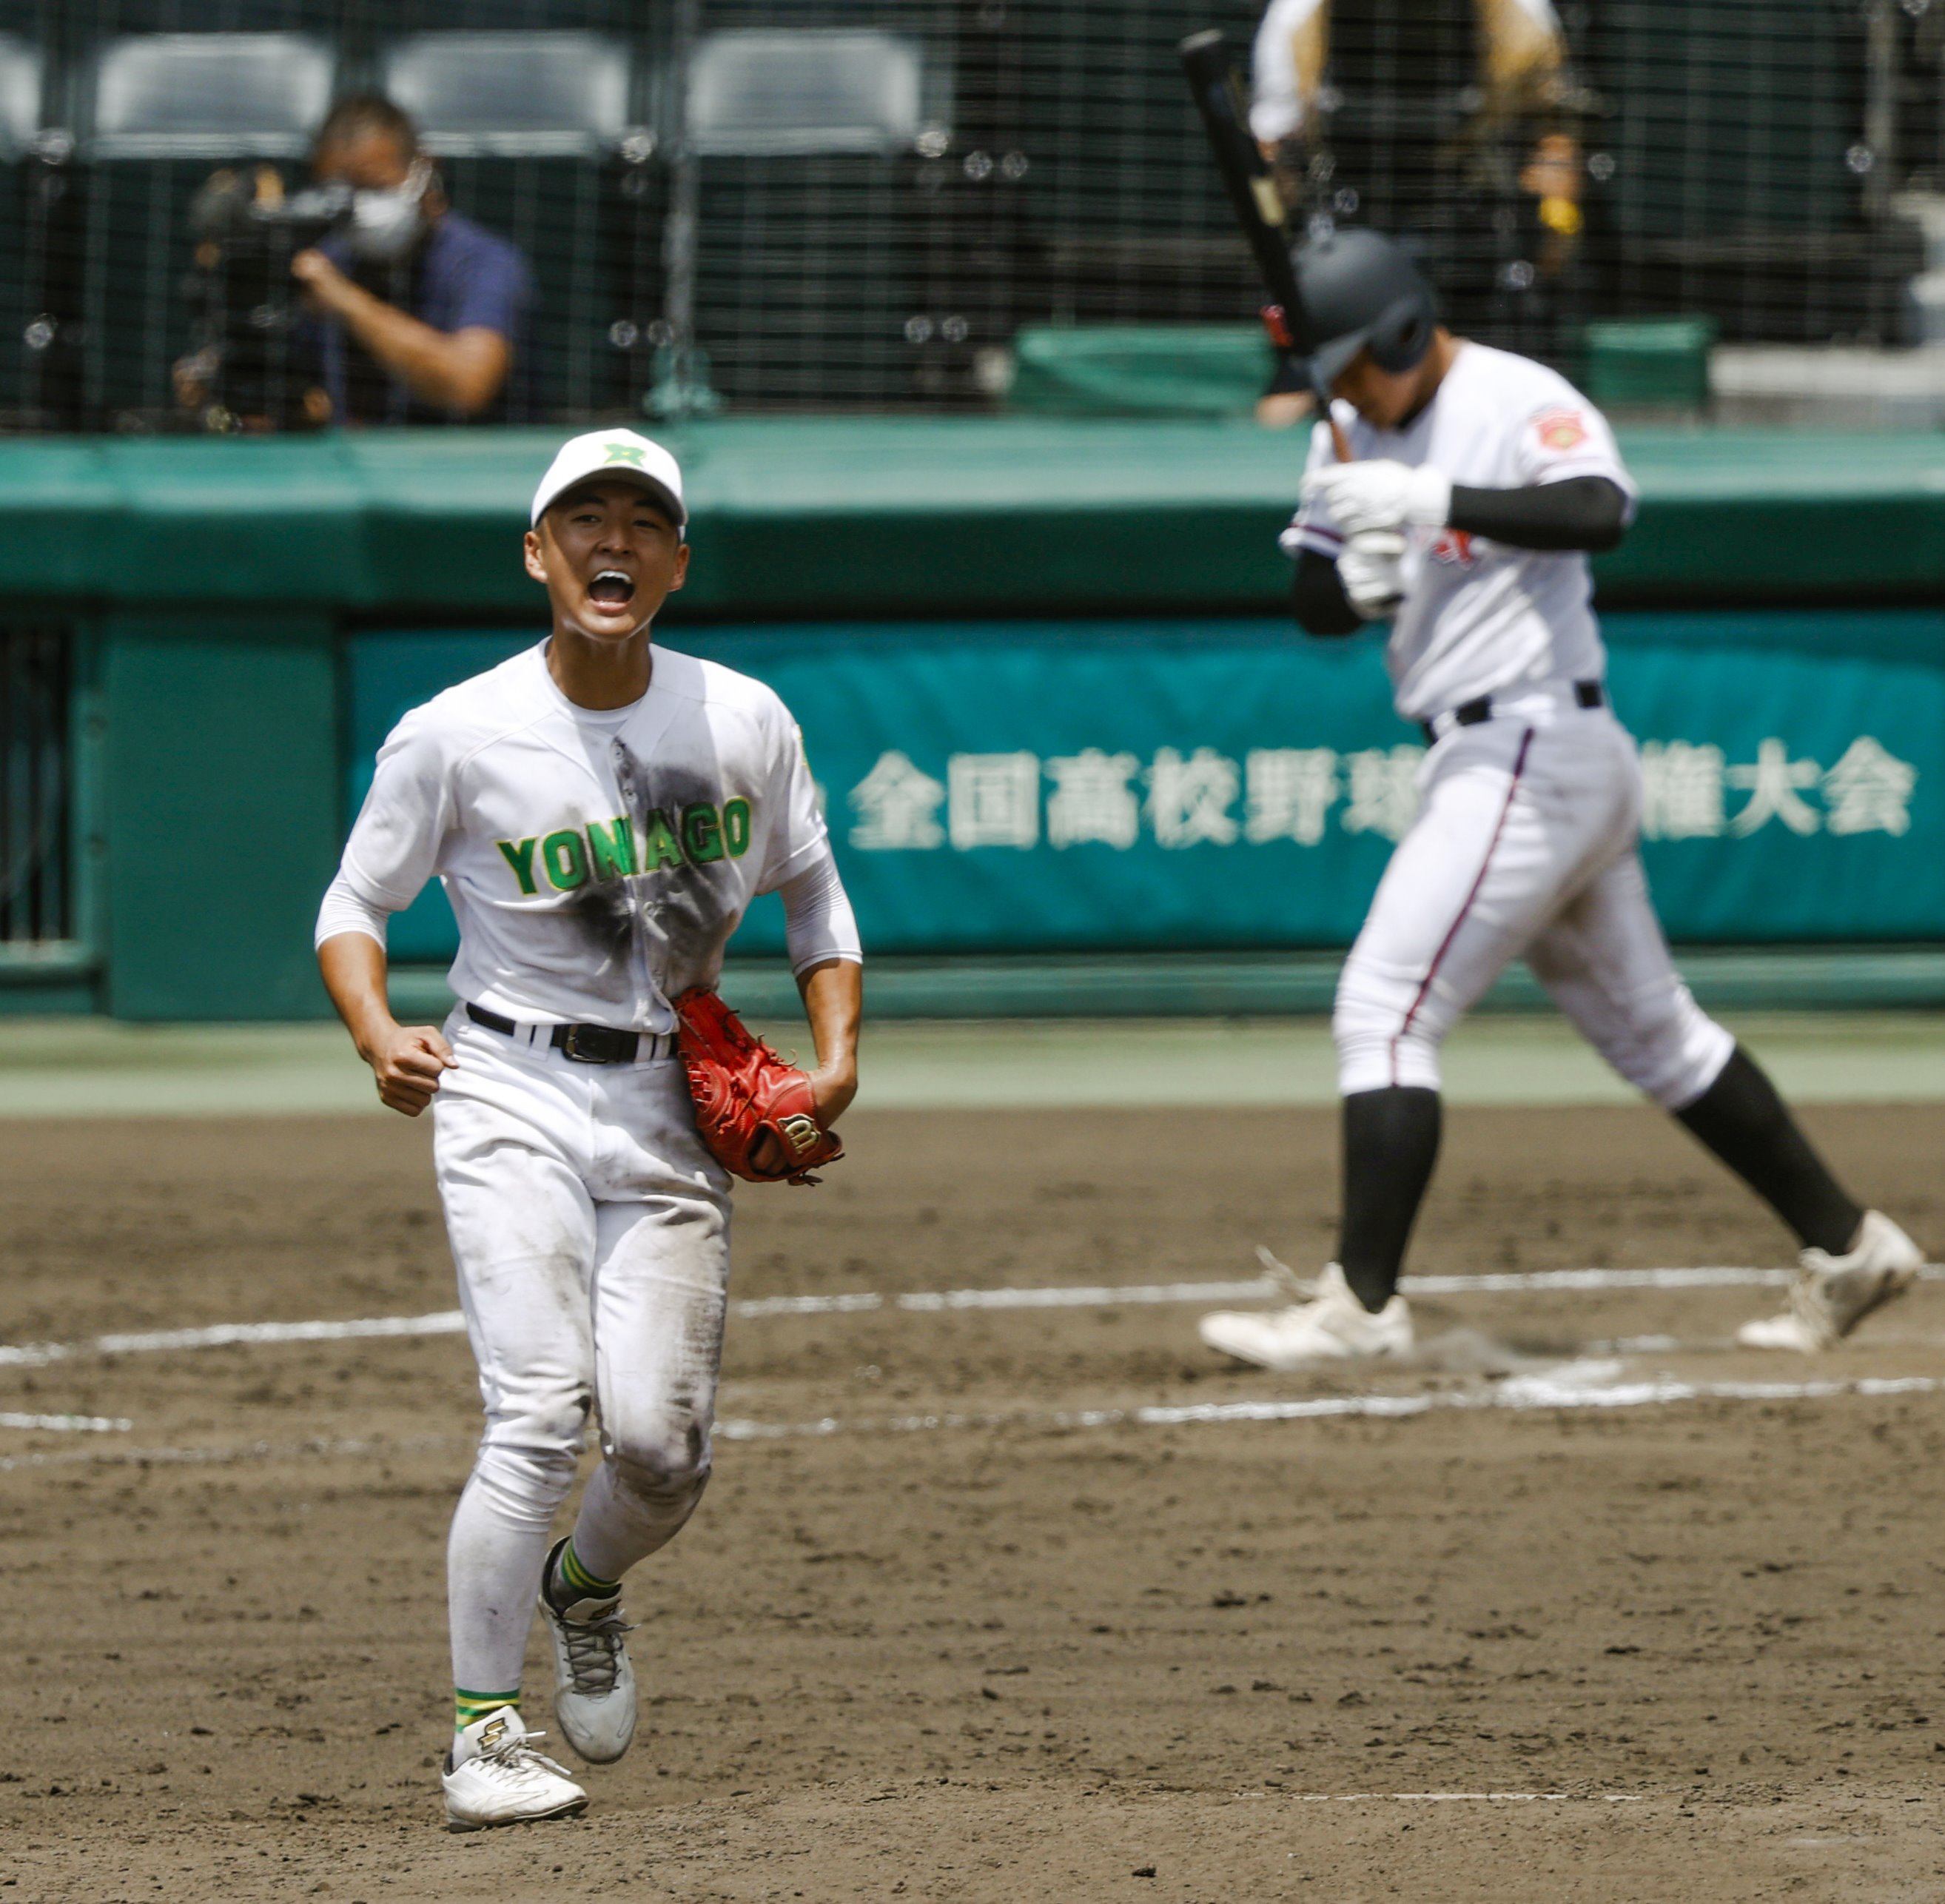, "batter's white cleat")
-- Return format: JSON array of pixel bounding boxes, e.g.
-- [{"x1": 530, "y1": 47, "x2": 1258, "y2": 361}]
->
[
  {"x1": 539, "y1": 1538, "x2": 638, "y2": 1764},
  {"x1": 1736, "y1": 1210, "x2": 1924, "y2": 1352},
  {"x1": 1199, "y1": 1261, "x2": 1414, "y2": 1370},
  {"x1": 442, "y1": 1706, "x2": 588, "y2": 1831}
]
